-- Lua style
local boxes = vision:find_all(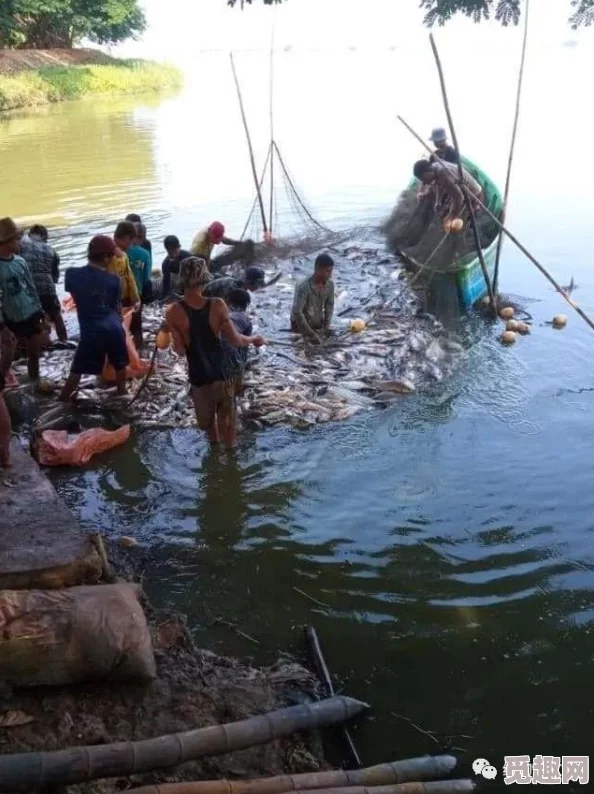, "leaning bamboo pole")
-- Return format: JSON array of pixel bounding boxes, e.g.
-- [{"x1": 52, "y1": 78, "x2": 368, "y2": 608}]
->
[
  {"x1": 493, "y1": 0, "x2": 531, "y2": 296},
  {"x1": 306, "y1": 626, "x2": 361, "y2": 768},
  {"x1": 230, "y1": 52, "x2": 268, "y2": 235},
  {"x1": 397, "y1": 115, "x2": 594, "y2": 334},
  {"x1": 428, "y1": 33, "x2": 497, "y2": 314},
  {"x1": 0, "y1": 696, "x2": 367, "y2": 791},
  {"x1": 123, "y1": 755, "x2": 459, "y2": 794}
]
